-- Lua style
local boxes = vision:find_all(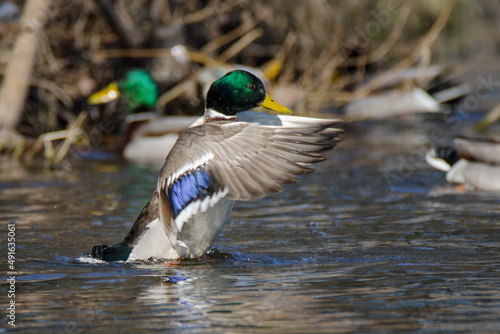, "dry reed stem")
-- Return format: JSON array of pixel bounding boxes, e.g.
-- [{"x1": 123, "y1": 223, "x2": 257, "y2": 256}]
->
[
  {"x1": 74, "y1": 0, "x2": 93, "y2": 50},
  {"x1": 368, "y1": 2, "x2": 411, "y2": 63},
  {"x1": 200, "y1": 11, "x2": 267, "y2": 55},
  {"x1": 261, "y1": 33, "x2": 297, "y2": 82},
  {"x1": 53, "y1": 112, "x2": 87, "y2": 163},
  {"x1": 0, "y1": 0, "x2": 51, "y2": 131},
  {"x1": 352, "y1": 0, "x2": 455, "y2": 100},
  {"x1": 94, "y1": 48, "x2": 224, "y2": 68},
  {"x1": 182, "y1": 0, "x2": 240, "y2": 25},
  {"x1": 26, "y1": 111, "x2": 87, "y2": 163},
  {"x1": 477, "y1": 104, "x2": 500, "y2": 131},
  {"x1": 299, "y1": 28, "x2": 343, "y2": 89},
  {"x1": 217, "y1": 28, "x2": 263, "y2": 62},
  {"x1": 158, "y1": 12, "x2": 270, "y2": 107}
]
